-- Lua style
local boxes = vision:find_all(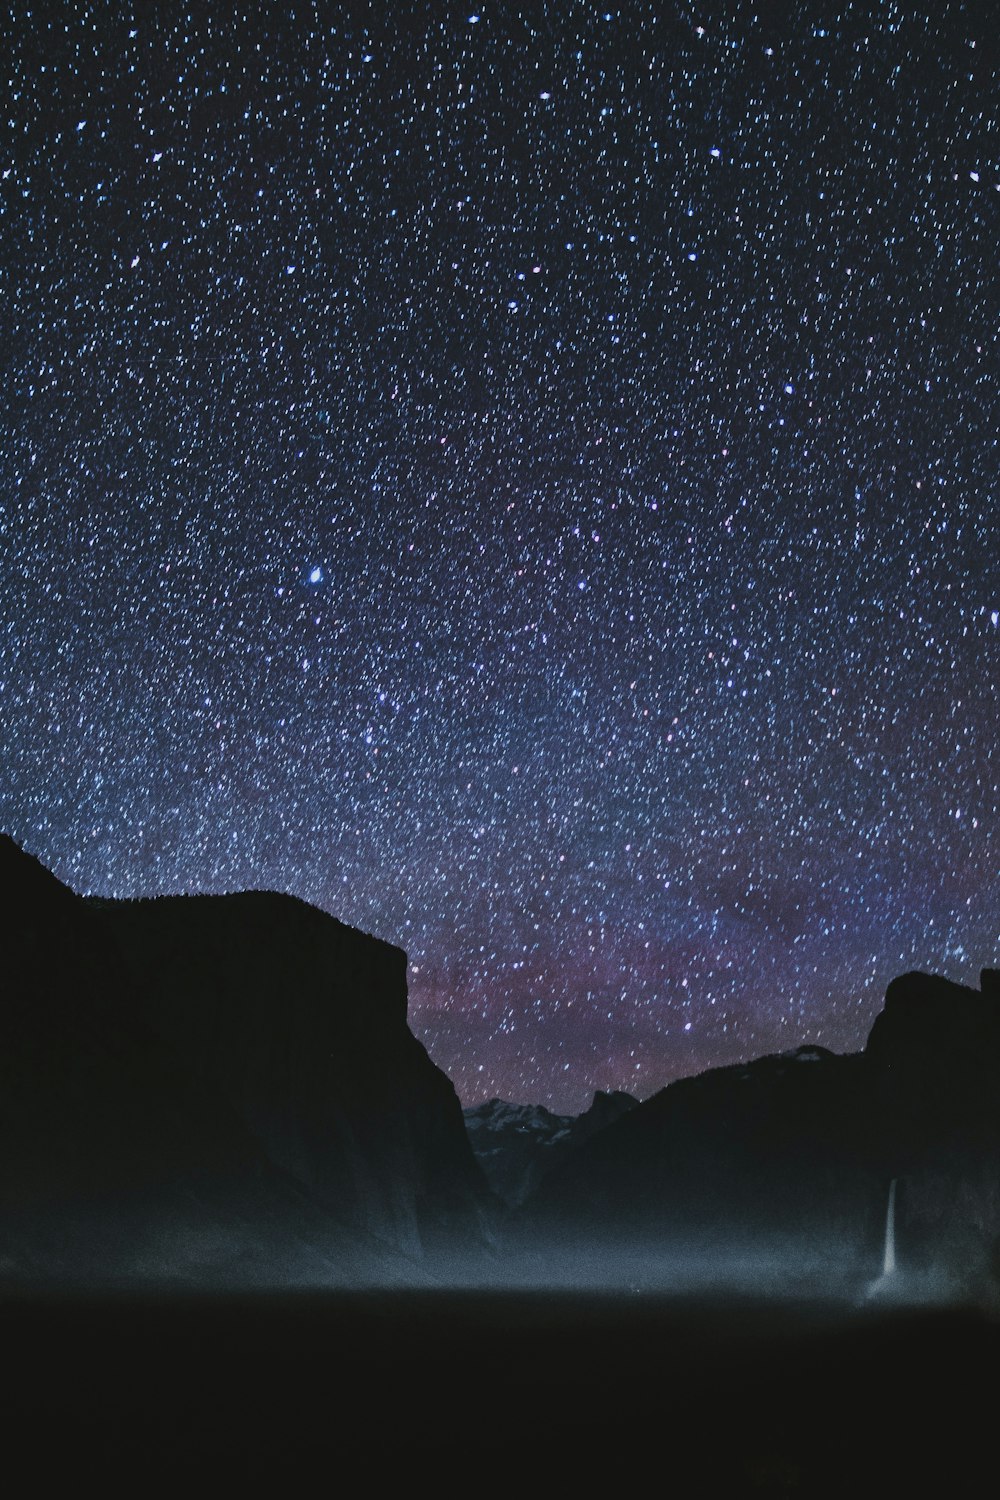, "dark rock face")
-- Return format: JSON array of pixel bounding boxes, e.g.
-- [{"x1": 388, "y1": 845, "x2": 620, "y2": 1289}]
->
[
  {"x1": 0, "y1": 835, "x2": 491, "y2": 1283},
  {"x1": 516, "y1": 972, "x2": 1000, "y2": 1290},
  {"x1": 465, "y1": 1091, "x2": 637, "y2": 1206},
  {"x1": 515, "y1": 1047, "x2": 883, "y2": 1276},
  {"x1": 97, "y1": 891, "x2": 492, "y2": 1259},
  {"x1": 864, "y1": 971, "x2": 1000, "y2": 1274}
]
